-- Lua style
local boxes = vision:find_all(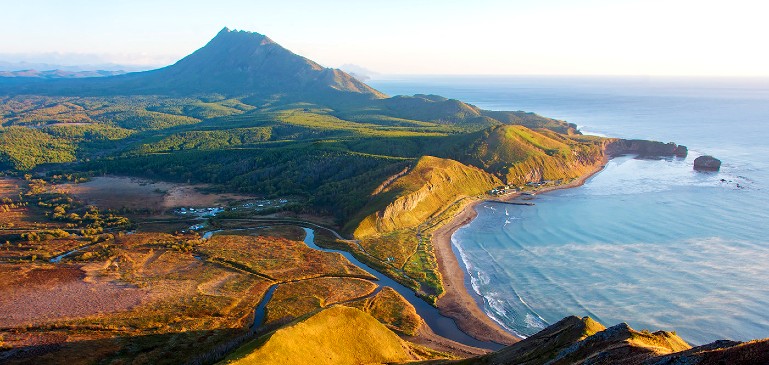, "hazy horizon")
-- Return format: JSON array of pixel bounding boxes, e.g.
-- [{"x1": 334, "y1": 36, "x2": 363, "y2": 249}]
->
[{"x1": 2, "y1": 0, "x2": 768, "y2": 77}]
